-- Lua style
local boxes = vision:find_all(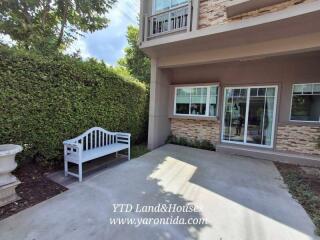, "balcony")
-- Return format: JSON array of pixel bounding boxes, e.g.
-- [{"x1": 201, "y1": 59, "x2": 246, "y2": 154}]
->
[{"x1": 143, "y1": 2, "x2": 192, "y2": 41}]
